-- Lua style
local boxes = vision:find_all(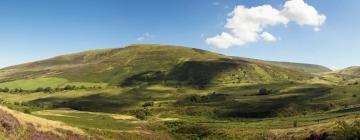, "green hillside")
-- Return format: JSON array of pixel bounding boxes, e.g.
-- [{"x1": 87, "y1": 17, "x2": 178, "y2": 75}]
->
[
  {"x1": 0, "y1": 44, "x2": 314, "y2": 88},
  {"x1": 235, "y1": 57, "x2": 332, "y2": 73},
  {"x1": 0, "y1": 44, "x2": 359, "y2": 139},
  {"x1": 338, "y1": 66, "x2": 360, "y2": 75}
]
